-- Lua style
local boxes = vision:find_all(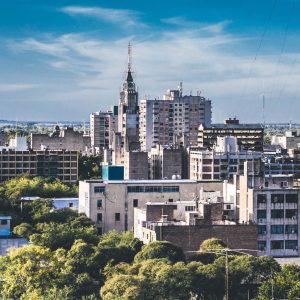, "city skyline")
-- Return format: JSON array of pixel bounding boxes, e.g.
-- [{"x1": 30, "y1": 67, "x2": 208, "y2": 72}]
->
[{"x1": 1, "y1": 0, "x2": 300, "y2": 122}]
